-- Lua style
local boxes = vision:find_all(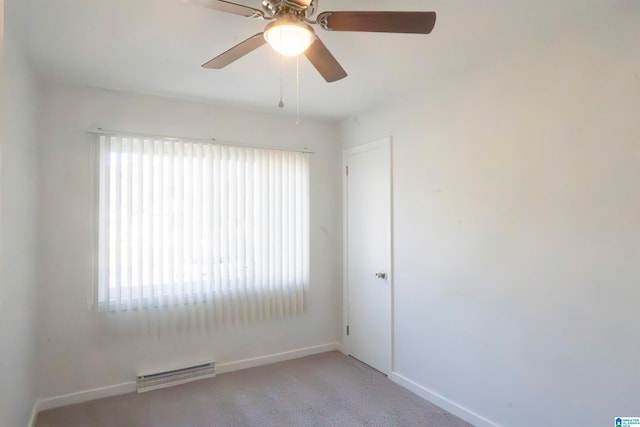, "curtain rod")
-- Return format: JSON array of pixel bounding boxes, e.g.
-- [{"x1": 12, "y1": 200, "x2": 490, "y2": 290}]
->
[{"x1": 87, "y1": 128, "x2": 315, "y2": 154}]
